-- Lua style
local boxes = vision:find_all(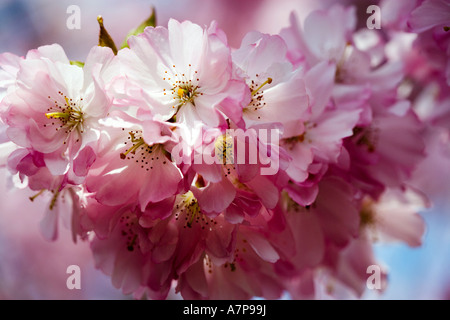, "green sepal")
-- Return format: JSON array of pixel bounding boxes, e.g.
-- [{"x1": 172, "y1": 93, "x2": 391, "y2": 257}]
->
[
  {"x1": 120, "y1": 7, "x2": 156, "y2": 49},
  {"x1": 97, "y1": 15, "x2": 118, "y2": 55}
]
